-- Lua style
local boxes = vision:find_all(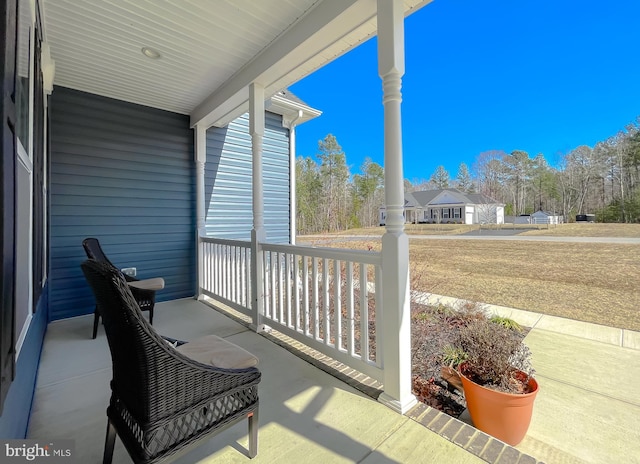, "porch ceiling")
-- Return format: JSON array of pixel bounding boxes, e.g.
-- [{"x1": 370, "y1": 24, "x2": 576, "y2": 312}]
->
[{"x1": 41, "y1": 0, "x2": 432, "y2": 127}]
